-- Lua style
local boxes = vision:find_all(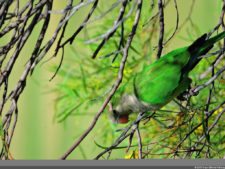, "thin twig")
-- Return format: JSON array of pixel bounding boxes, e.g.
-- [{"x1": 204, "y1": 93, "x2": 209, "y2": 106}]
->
[
  {"x1": 91, "y1": 0, "x2": 128, "y2": 59},
  {"x1": 156, "y1": 0, "x2": 164, "y2": 59},
  {"x1": 136, "y1": 123, "x2": 143, "y2": 159},
  {"x1": 60, "y1": 0, "x2": 143, "y2": 160},
  {"x1": 163, "y1": 0, "x2": 179, "y2": 45}
]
